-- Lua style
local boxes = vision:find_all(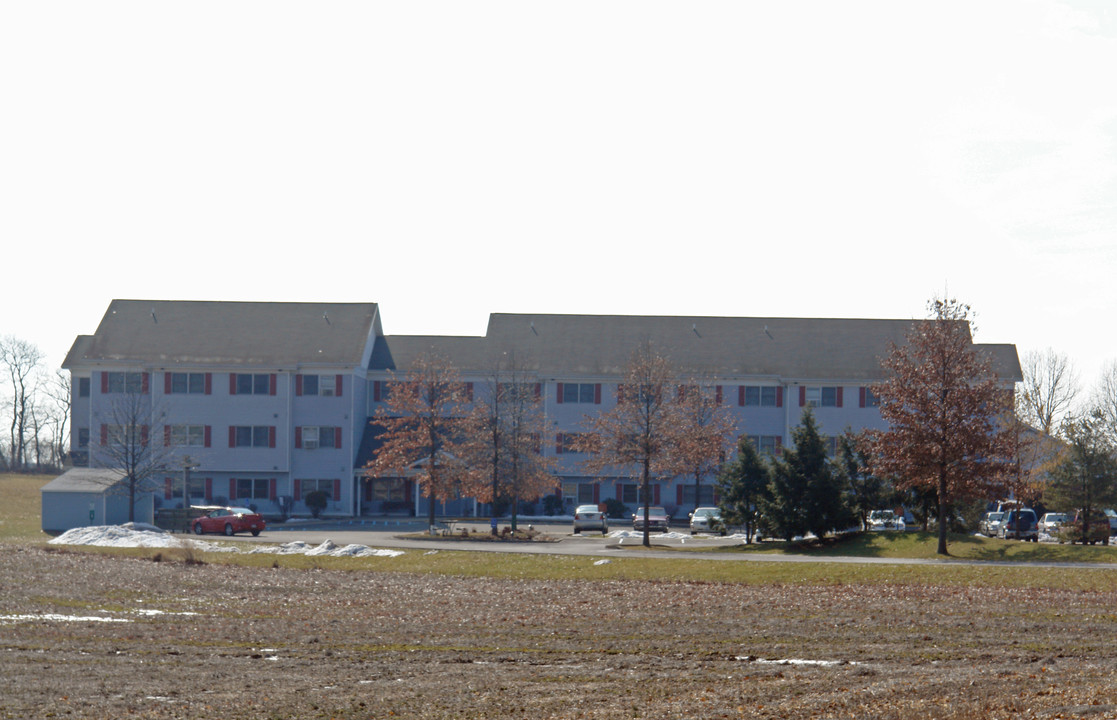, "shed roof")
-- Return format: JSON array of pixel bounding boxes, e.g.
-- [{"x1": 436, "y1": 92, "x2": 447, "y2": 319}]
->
[{"x1": 41, "y1": 467, "x2": 128, "y2": 494}]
